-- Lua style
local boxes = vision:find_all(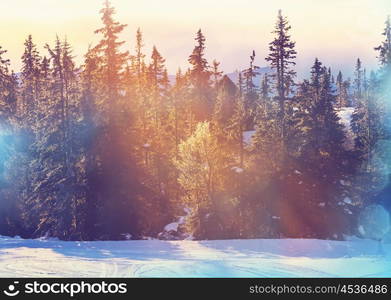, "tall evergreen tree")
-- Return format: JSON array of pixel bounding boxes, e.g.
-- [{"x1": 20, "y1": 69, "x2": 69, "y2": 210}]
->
[
  {"x1": 227, "y1": 89, "x2": 246, "y2": 169},
  {"x1": 353, "y1": 58, "x2": 363, "y2": 106},
  {"x1": 146, "y1": 46, "x2": 173, "y2": 200},
  {"x1": 375, "y1": 16, "x2": 391, "y2": 78},
  {"x1": 20, "y1": 35, "x2": 41, "y2": 120},
  {"x1": 211, "y1": 59, "x2": 223, "y2": 87},
  {"x1": 310, "y1": 58, "x2": 323, "y2": 103},
  {"x1": 242, "y1": 50, "x2": 260, "y2": 128},
  {"x1": 260, "y1": 73, "x2": 271, "y2": 100},
  {"x1": 297, "y1": 61, "x2": 353, "y2": 238},
  {"x1": 336, "y1": 71, "x2": 350, "y2": 108},
  {"x1": 265, "y1": 10, "x2": 297, "y2": 157},
  {"x1": 93, "y1": 0, "x2": 128, "y2": 106},
  {"x1": 88, "y1": 0, "x2": 147, "y2": 238},
  {"x1": 188, "y1": 29, "x2": 211, "y2": 123},
  {"x1": 134, "y1": 28, "x2": 146, "y2": 82},
  {"x1": 0, "y1": 47, "x2": 17, "y2": 120},
  {"x1": 242, "y1": 51, "x2": 259, "y2": 104},
  {"x1": 22, "y1": 37, "x2": 84, "y2": 239},
  {"x1": 149, "y1": 46, "x2": 167, "y2": 126}
]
